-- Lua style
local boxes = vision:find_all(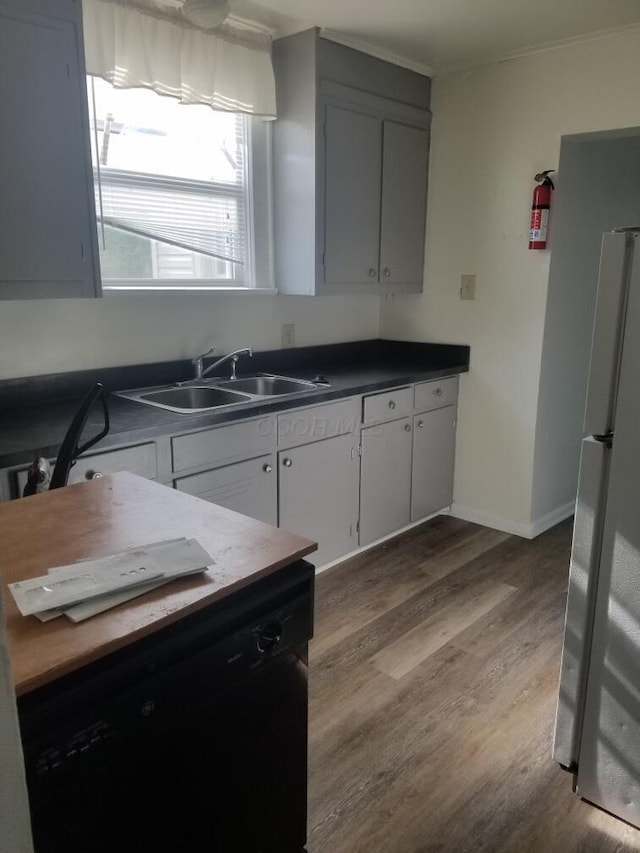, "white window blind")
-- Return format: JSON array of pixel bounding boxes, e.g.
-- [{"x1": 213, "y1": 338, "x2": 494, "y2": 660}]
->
[
  {"x1": 97, "y1": 160, "x2": 246, "y2": 265},
  {"x1": 88, "y1": 76, "x2": 256, "y2": 286}
]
